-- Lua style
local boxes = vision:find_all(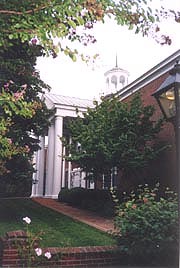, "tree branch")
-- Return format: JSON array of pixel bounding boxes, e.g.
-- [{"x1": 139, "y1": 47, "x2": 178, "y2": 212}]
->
[{"x1": 0, "y1": 5, "x2": 49, "y2": 15}]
